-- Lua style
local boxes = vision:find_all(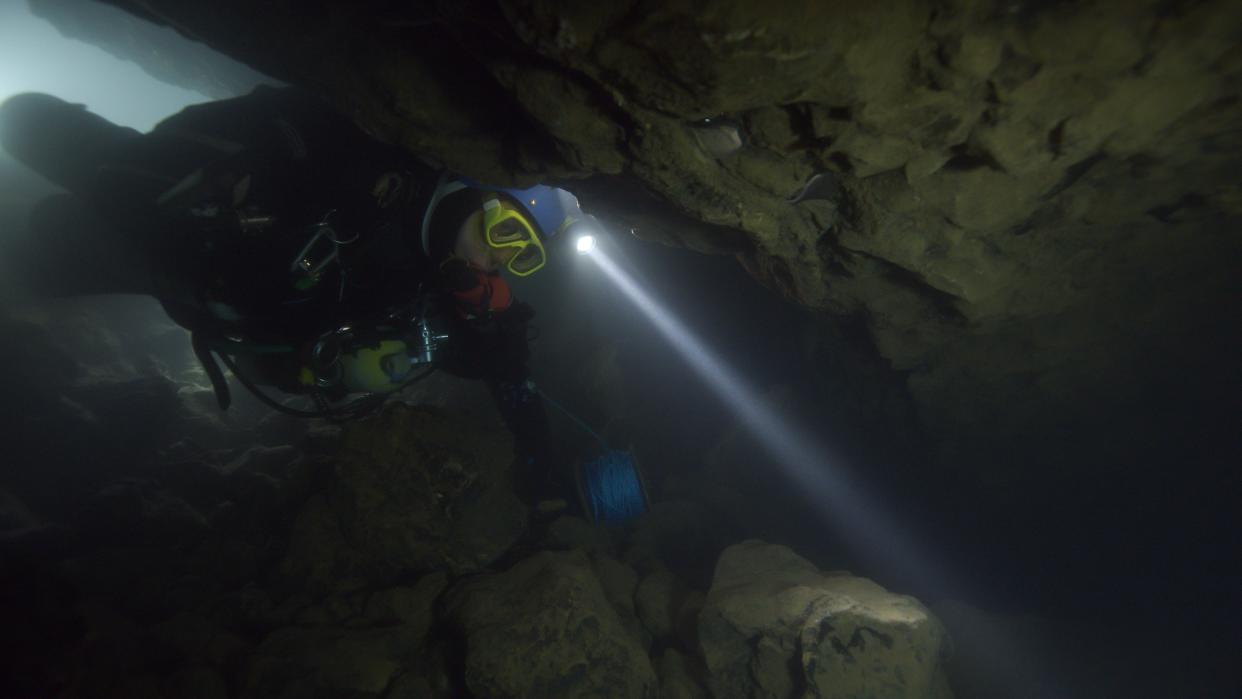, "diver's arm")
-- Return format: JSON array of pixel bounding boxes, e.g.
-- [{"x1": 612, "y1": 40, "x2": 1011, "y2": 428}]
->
[{"x1": 482, "y1": 304, "x2": 559, "y2": 499}]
